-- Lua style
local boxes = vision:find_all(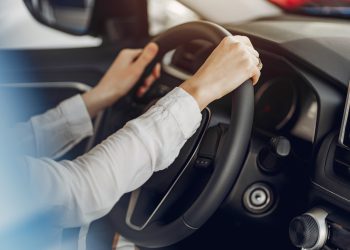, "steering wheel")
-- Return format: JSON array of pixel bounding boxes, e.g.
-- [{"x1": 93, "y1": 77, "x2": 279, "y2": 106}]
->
[{"x1": 109, "y1": 21, "x2": 254, "y2": 248}]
